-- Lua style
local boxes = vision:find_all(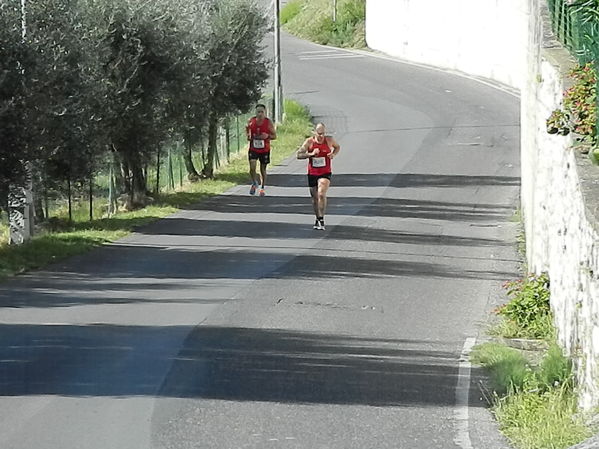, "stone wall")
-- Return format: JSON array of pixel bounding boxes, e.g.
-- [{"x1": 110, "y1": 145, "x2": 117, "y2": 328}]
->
[
  {"x1": 366, "y1": 0, "x2": 599, "y2": 410},
  {"x1": 520, "y1": 0, "x2": 599, "y2": 411}
]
